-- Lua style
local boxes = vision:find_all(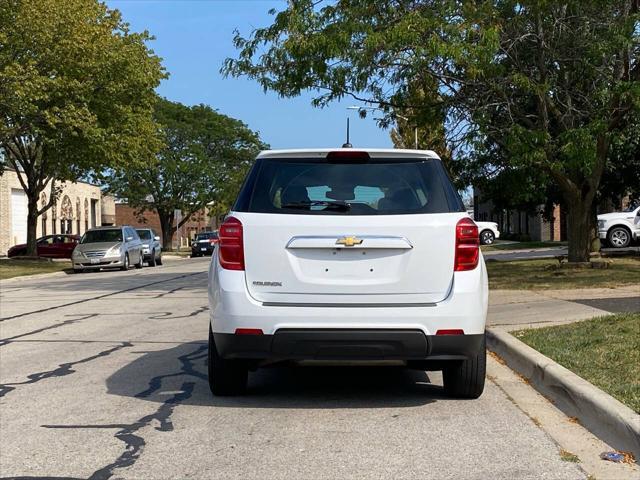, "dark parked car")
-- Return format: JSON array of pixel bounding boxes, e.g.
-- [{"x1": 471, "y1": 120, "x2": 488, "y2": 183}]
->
[
  {"x1": 7, "y1": 234, "x2": 80, "y2": 258},
  {"x1": 191, "y1": 231, "x2": 218, "y2": 257}
]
